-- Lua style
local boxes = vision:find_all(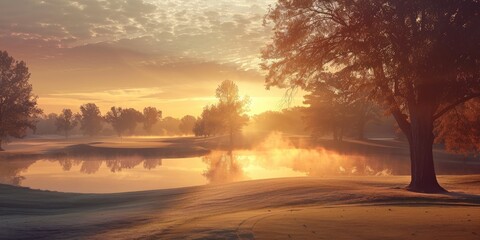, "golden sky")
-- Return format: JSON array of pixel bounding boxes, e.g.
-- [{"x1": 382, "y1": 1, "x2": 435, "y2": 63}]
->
[{"x1": 0, "y1": 0, "x2": 303, "y2": 117}]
